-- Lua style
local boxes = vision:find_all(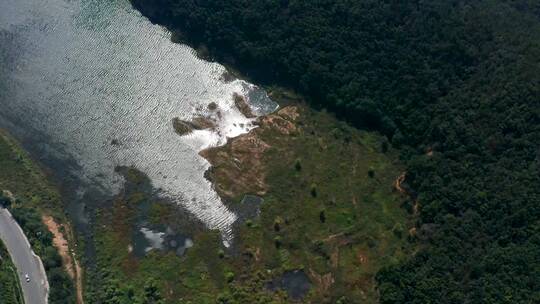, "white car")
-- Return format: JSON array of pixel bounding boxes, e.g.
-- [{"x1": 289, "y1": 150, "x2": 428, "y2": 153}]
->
[{"x1": 24, "y1": 273, "x2": 30, "y2": 282}]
